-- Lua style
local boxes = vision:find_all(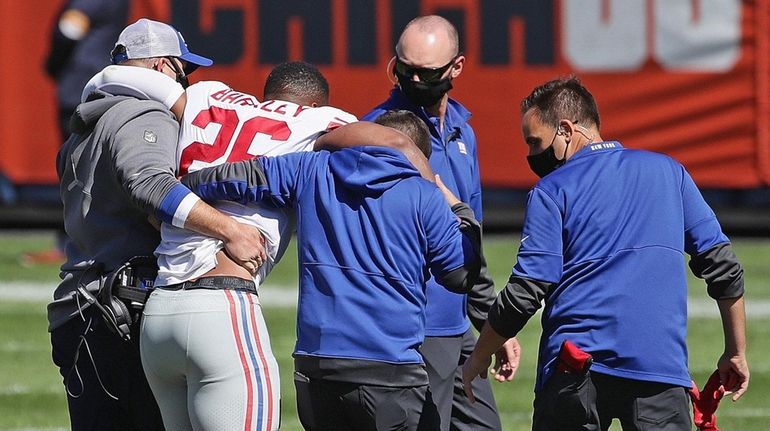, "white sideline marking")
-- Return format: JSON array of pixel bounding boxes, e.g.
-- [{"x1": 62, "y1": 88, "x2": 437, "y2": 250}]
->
[
  {"x1": 1, "y1": 283, "x2": 769, "y2": 317},
  {"x1": 0, "y1": 384, "x2": 62, "y2": 396},
  {"x1": 718, "y1": 407, "x2": 770, "y2": 418},
  {"x1": 688, "y1": 297, "x2": 769, "y2": 318}
]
